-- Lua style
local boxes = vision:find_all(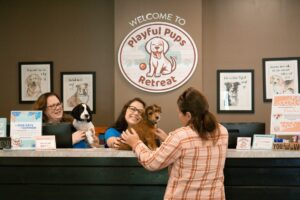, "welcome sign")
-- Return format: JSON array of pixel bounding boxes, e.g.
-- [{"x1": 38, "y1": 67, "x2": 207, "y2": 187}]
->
[{"x1": 118, "y1": 21, "x2": 198, "y2": 93}]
